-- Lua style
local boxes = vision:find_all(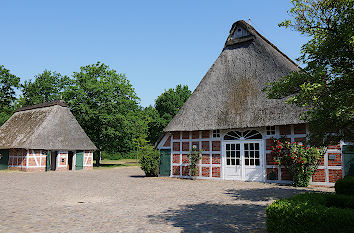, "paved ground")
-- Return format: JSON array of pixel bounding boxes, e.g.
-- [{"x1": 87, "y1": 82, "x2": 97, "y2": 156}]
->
[{"x1": 0, "y1": 167, "x2": 332, "y2": 233}]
